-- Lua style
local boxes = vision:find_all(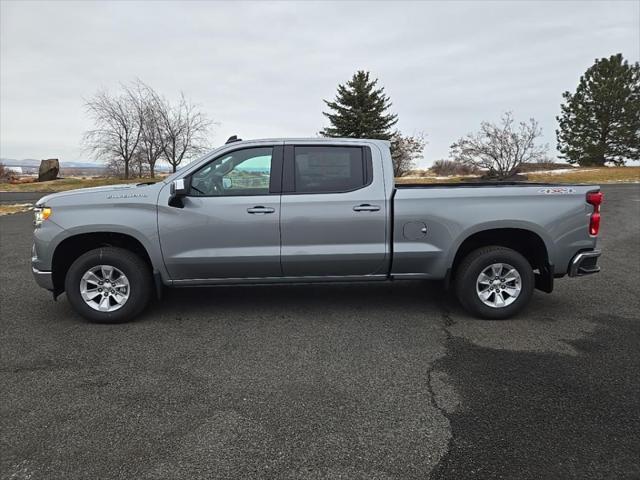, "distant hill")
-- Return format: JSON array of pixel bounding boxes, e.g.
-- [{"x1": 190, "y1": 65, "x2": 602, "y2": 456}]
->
[{"x1": 1, "y1": 158, "x2": 101, "y2": 169}]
